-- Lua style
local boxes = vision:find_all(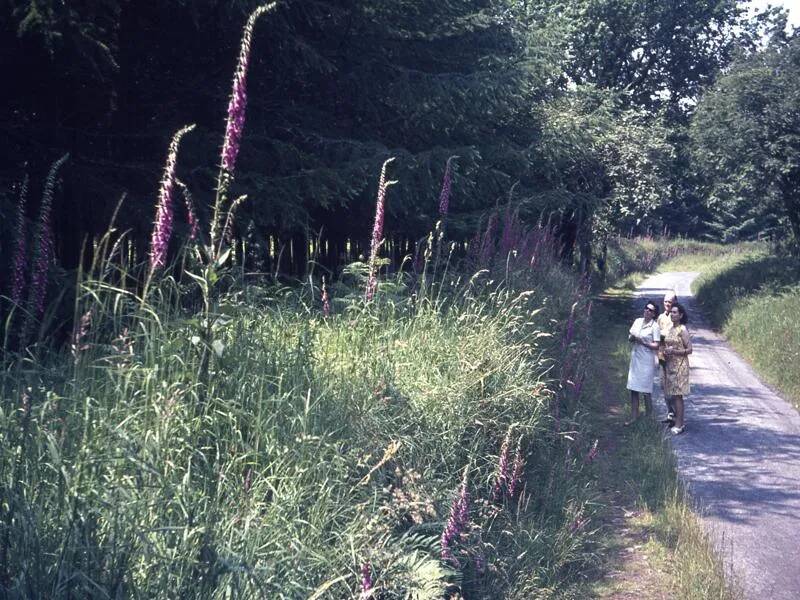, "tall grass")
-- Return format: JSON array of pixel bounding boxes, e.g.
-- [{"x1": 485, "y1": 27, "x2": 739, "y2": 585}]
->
[
  {"x1": 693, "y1": 246, "x2": 800, "y2": 407},
  {"x1": 0, "y1": 209, "x2": 606, "y2": 599}
]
